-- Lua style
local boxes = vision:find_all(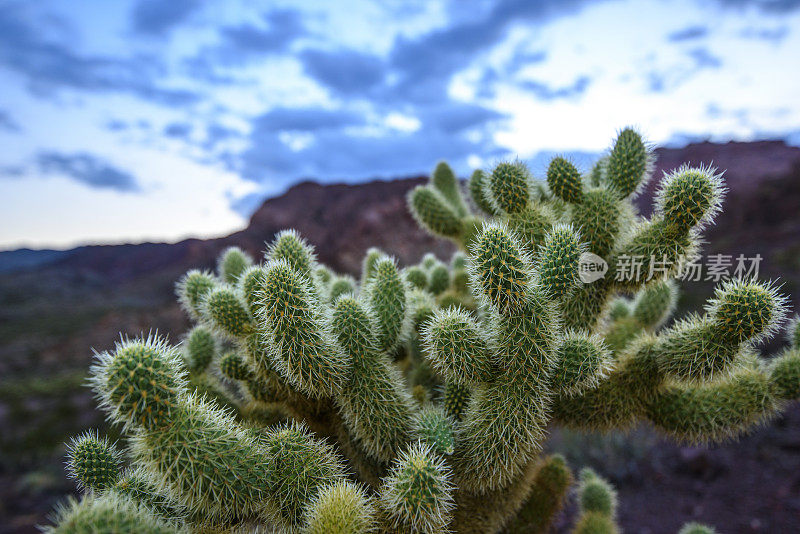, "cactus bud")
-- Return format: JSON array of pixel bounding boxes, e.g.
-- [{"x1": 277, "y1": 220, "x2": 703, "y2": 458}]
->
[
  {"x1": 219, "y1": 352, "x2": 253, "y2": 382},
  {"x1": 404, "y1": 266, "x2": 428, "y2": 291},
  {"x1": 632, "y1": 279, "x2": 677, "y2": 330},
  {"x1": 266, "y1": 229, "x2": 317, "y2": 277},
  {"x1": 423, "y1": 308, "x2": 493, "y2": 385},
  {"x1": 304, "y1": 481, "x2": 375, "y2": 534},
  {"x1": 183, "y1": 325, "x2": 216, "y2": 373},
  {"x1": 204, "y1": 287, "x2": 254, "y2": 338},
  {"x1": 709, "y1": 279, "x2": 787, "y2": 345},
  {"x1": 469, "y1": 223, "x2": 532, "y2": 313},
  {"x1": 176, "y1": 269, "x2": 216, "y2": 318},
  {"x1": 537, "y1": 224, "x2": 582, "y2": 298},
  {"x1": 409, "y1": 186, "x2": 462, "y2": 239},
  {"x1": 329, "y1": 276, "x2": 356, "y2": 302},
  {"x1": 606, "y1": 127, "x2": 650, "y2": 198},
  {"x1": 769, "y1": 350, "x2": 800, "y2": 400},
  {"x1": 655, "y1": 164, "x2": 724, "y2": 233},
  {"x1": 488, "y1": 161, "x2": 530, "y2": 214},
  {"x1": 552, "y1": 332, "x2": 612, "y2": 396},
  {"x1": 218, "y1": 246, "x2": 252, "y2": 284},
  {"x1": 66, "y1": 432, "x2": 122, "y2": 492}
]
